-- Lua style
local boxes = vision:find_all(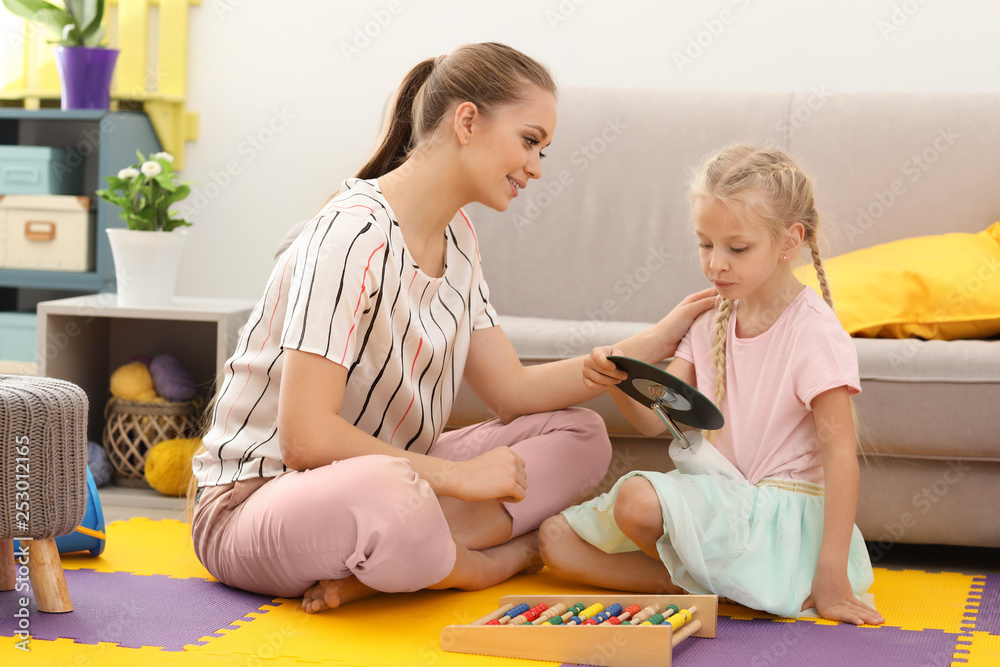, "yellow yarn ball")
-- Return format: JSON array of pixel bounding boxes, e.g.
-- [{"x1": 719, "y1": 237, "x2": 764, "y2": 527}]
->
[
  {"x1": 110, "y1": 362, "x2": 159, "y2": 402},
  {"x1": 144, "y1": 438, "x2": 202, "y2": 496}
]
